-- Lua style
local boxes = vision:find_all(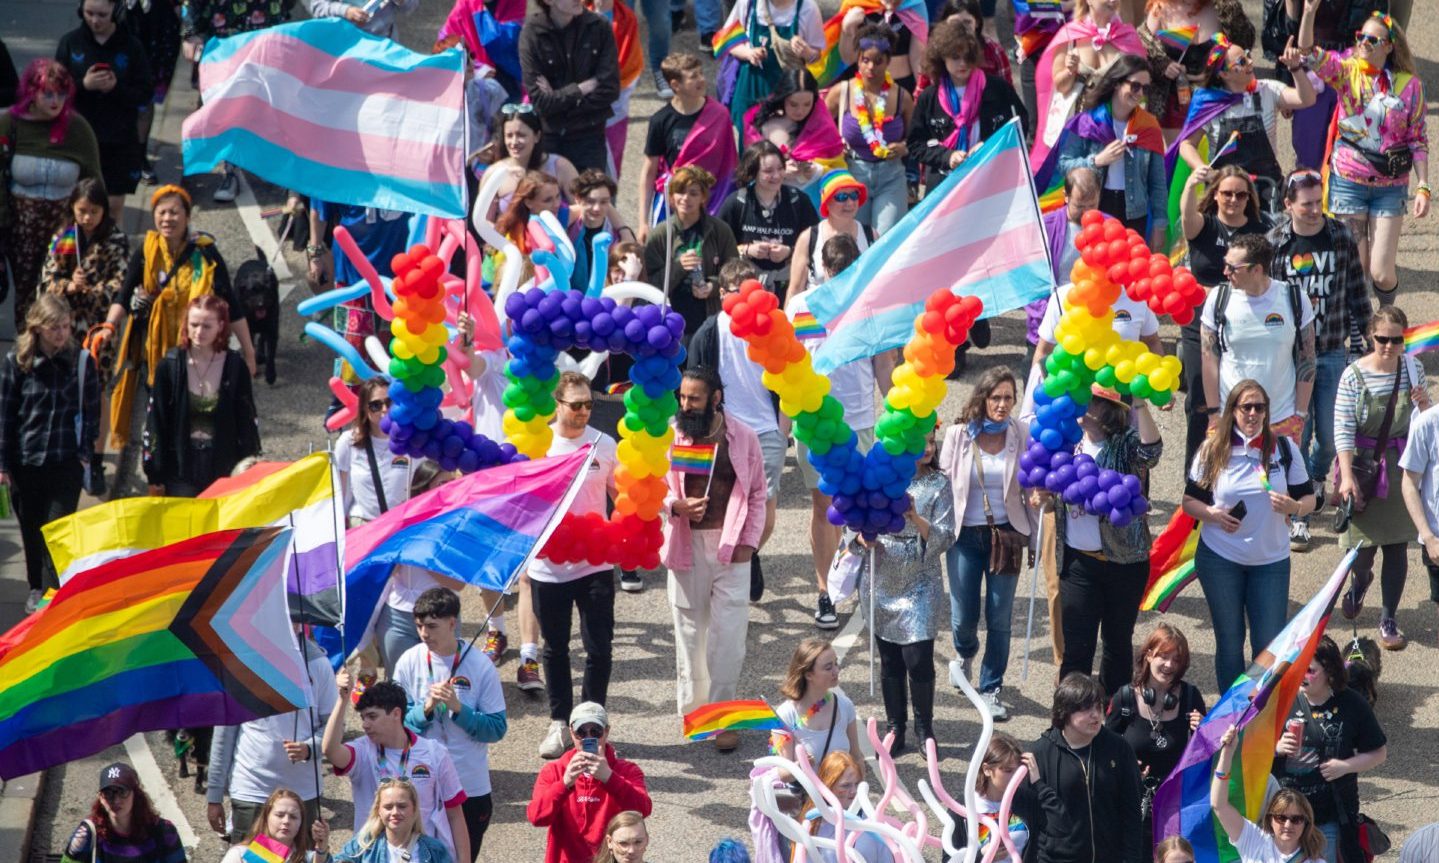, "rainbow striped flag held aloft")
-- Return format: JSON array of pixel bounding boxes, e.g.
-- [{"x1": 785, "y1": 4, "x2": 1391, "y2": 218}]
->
[
  {"x1": 808, "y1": 0, "x2": 929, "y2": 86},
  {"x1": 711, "y1": 20, "x2": 748, "y2": 58},
  {"x1": 672, "y1": 443, "x2": 718, "y2": 475},
  {"x1": 683, "y1": 699, "x2": 787, "y2": 740},
  {"x1": 1156, "y1": 25, "x2": 1200, "y2": 52},
  {"x1": 1405, "y1": 320, "x2": 1439, "y2": 355},
  {"x1": 242, "y1": 834, "x2": 290, "y2": 863},
  {"x1": 1209, "y1": 130, "x2": 1240, "y2": 165},
  {"x1": 0, "y1": 527, "x2": 307, "y2": 780},
  {"x1": 1141, "y1": 508, "x2": 1201, "y2": 612},
  {"x1": 182, "y1": 19, "x2": 468, "y2": 217},
  {"x1": 1153, "y1": 549, "x2": 1358, "y2": 863},
  {"x1": 792, "y1": 311, "x2": 826, "y2": 341}
]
